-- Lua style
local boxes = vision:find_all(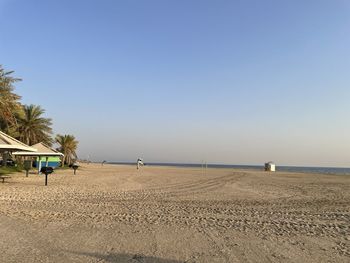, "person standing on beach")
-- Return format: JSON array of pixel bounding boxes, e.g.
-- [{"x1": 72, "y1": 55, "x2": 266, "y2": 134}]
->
[{"x1": 137, "y1": 158, "x2": 144, "y2": 170}]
